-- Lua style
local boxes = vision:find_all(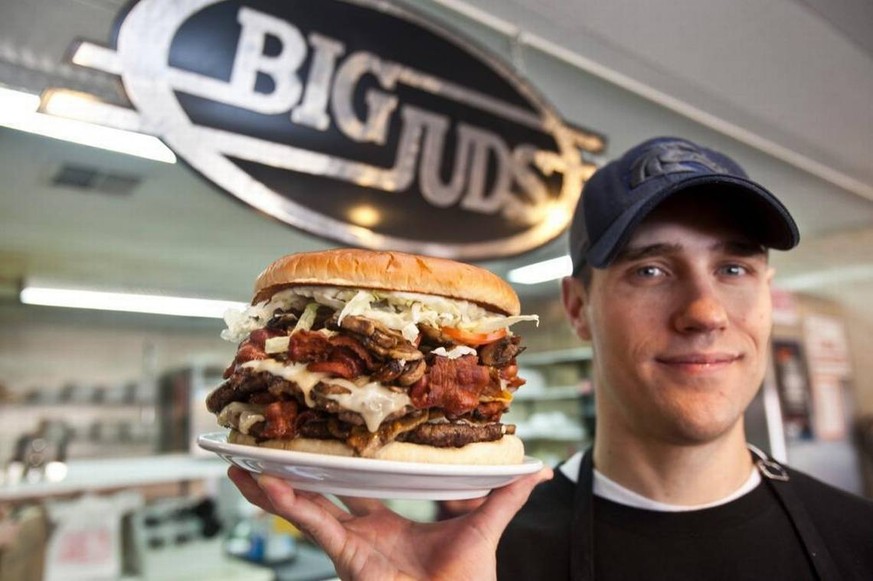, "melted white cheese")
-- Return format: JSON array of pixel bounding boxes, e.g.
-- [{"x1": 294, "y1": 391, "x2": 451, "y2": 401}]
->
[
  {"x1": 217, "y1": 401, "x2": 266, "y2": 435},
  {"x1": 320, "y1": 379, "x2": 412, "y2": 432},
  {"x1": 241, "y1": 360, "x2": 324, "y2": 407},
  {"x1": 240, "y1": 359, "x2": 411, "y2": 432}
]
